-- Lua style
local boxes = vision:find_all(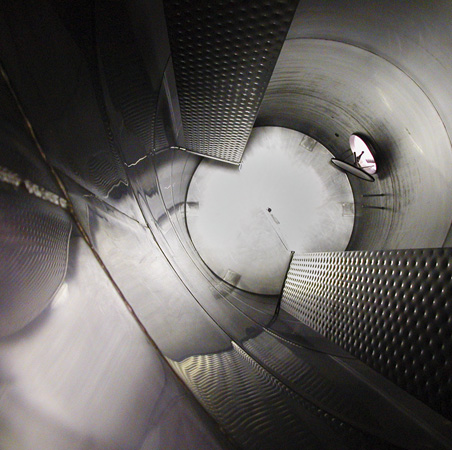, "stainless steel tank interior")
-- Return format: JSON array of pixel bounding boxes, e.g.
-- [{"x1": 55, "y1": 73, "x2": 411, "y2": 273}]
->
[{"x1": 1, "y1": 1, "x2": 452, "y2": 449}]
